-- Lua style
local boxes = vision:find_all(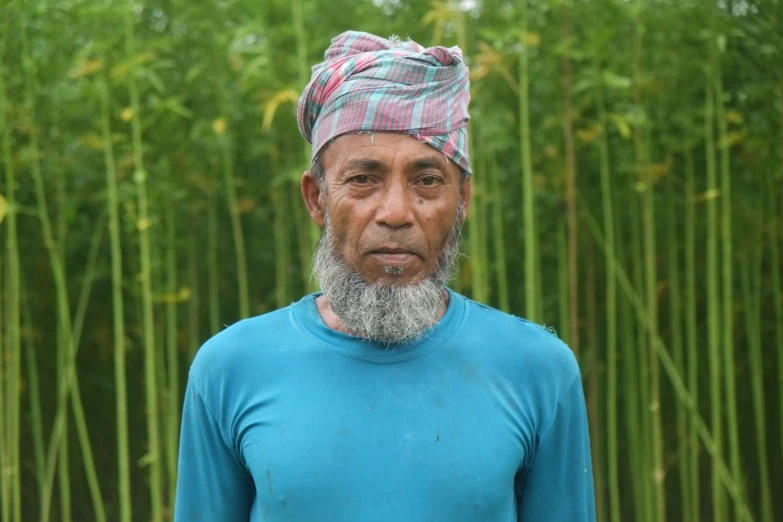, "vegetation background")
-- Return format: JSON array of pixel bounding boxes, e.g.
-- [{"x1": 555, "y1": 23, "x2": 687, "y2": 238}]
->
[{"x1": 0, "y1": 0, "x2": 781, "y2": 521}]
